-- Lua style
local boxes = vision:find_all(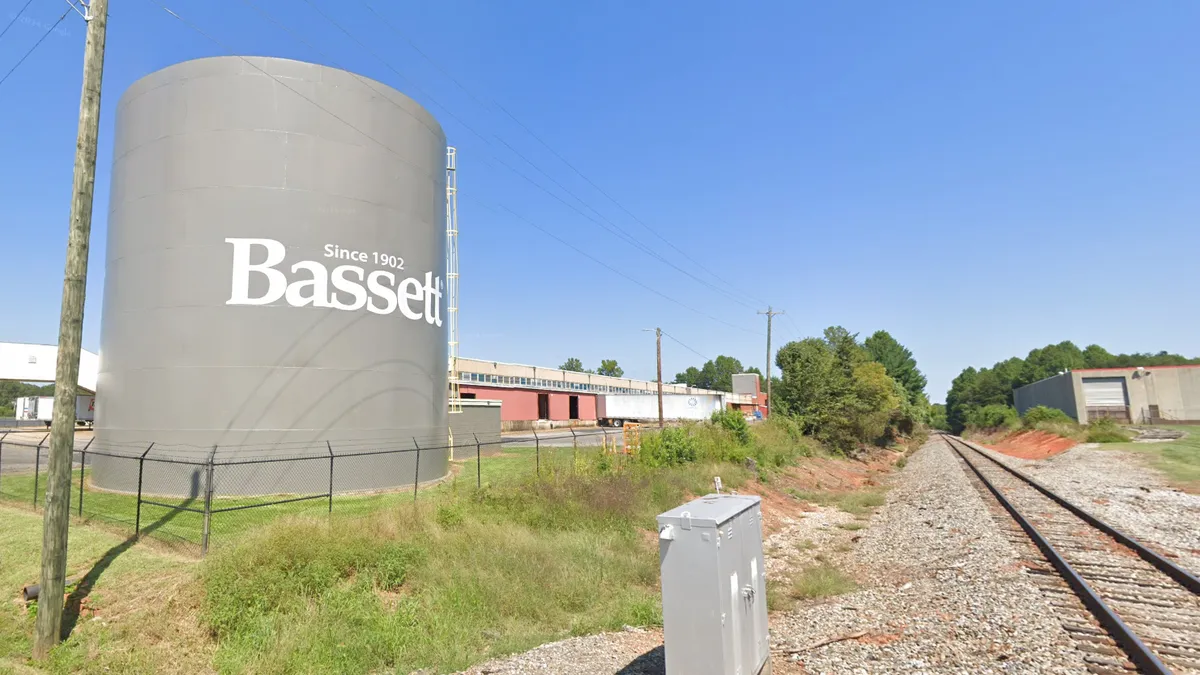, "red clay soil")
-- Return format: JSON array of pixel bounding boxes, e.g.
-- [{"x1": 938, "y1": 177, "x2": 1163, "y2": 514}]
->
[{"x1": 982, "y1": 430, "x2": 1076, "y2": 460}]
